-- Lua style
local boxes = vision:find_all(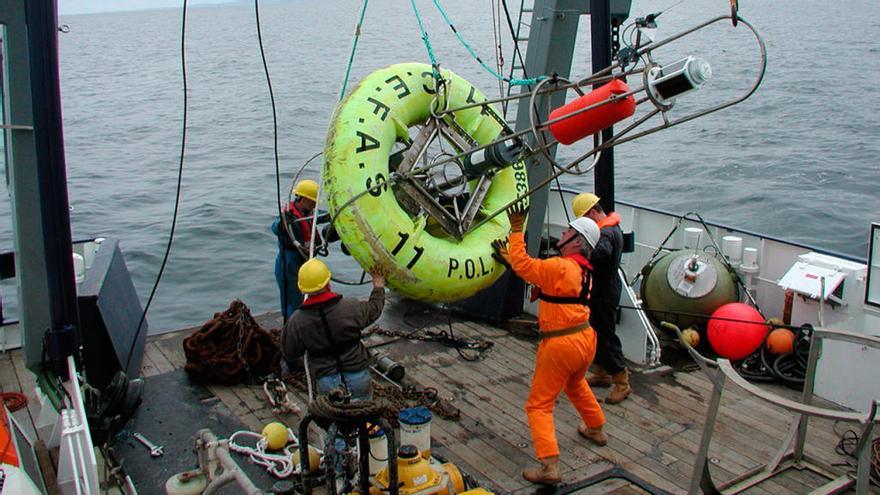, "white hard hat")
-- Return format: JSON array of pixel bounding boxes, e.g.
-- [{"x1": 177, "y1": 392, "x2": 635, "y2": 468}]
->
[{"x1": 569, "y1": 217, "x2": 600, "y2": 248}]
